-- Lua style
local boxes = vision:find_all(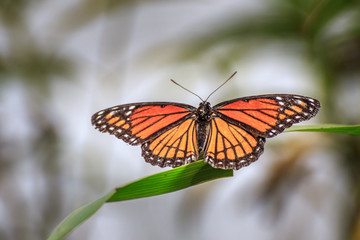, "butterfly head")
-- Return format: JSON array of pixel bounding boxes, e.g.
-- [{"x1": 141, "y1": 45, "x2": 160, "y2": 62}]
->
[{"x1": 197, "y1": 101, "x2": 212, "y2": 121}]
